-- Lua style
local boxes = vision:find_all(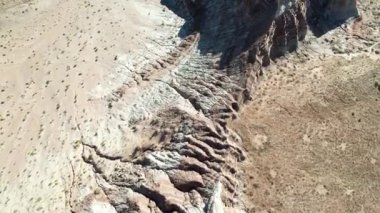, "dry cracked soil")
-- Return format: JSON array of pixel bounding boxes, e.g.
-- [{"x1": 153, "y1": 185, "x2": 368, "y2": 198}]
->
[{"x1": 0, "y1": 0, "x2": 379, "y2": 212}]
